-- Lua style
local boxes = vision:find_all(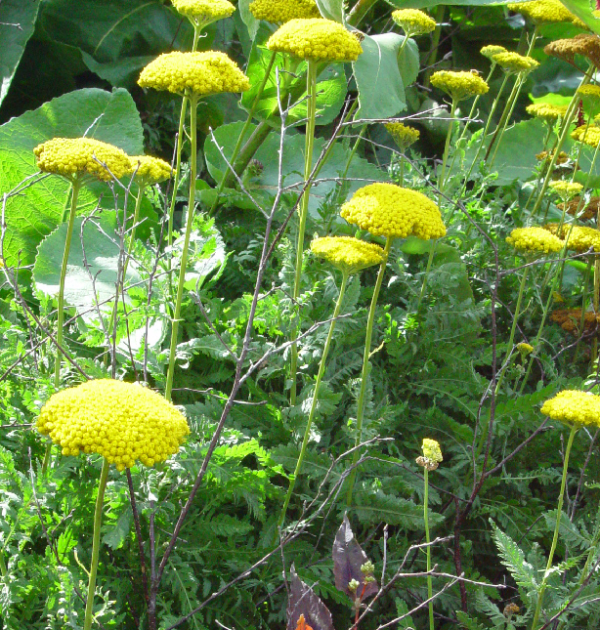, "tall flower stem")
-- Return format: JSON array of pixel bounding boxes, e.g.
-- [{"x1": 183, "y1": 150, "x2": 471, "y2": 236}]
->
[
  {"x1": 438, "y1": 97, "x2": 458, "y2": 191},
  {"x1": 279, "y1": 272, "x2": 349, "y2": 527},
  {"x1": 529, "y1": 424, "x2": 577, "y2": 630},
  {"x1": 346, "y1": 237, "x2": 392, "y2": 506},
  {"x1": 290, "y1": 60, "x2": 318, "y2": 405},
  {"x1": 417, "y1": 241, "x2": 437, "y2": 311},
  {"x1": 83, "y1": 458, "x2": 110, "y2": 630},
  {"x1": 165, "y1": 94, "x2": 199, "y2": 402},
  {"x1": 424, "y1": 467, "x2": 434, "y2": 630},
  {"x1": 489, "y1": 74, "x2": 527, "y2": 166}
]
